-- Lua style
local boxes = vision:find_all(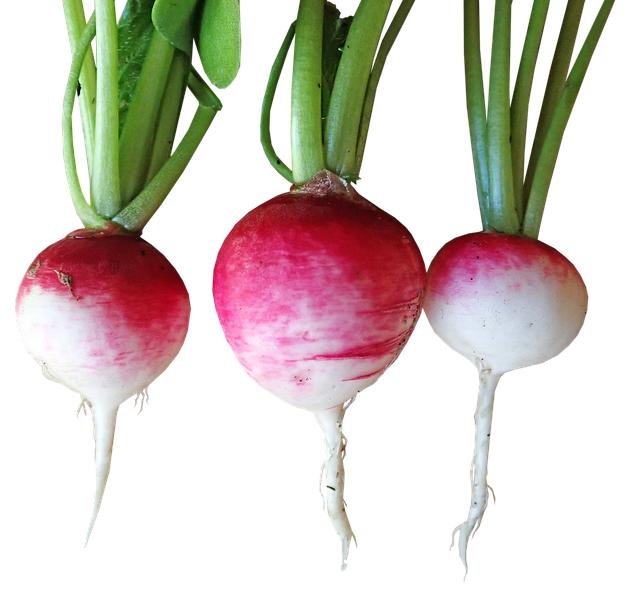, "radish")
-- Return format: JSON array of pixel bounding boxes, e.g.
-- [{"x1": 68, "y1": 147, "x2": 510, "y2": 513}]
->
[
  {"x1": 425, "y1": 0, "x2": 615, "y2": 574},
  {"x1": 15, "y1": 0, "x2": 239, "y2": 544},
  {"x1": 213, "y1": 0, "x2": 421, "y2": 569}
]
